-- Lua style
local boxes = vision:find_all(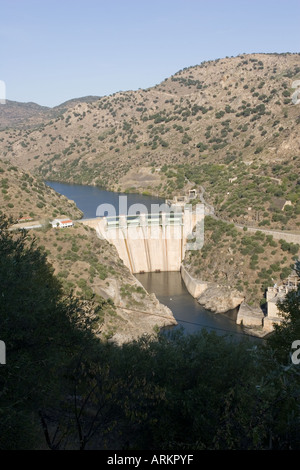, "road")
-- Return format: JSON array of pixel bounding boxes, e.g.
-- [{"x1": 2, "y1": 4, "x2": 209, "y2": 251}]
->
[{"x1": 197, "y1": 185, "x2": 300, "y2": 244}]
